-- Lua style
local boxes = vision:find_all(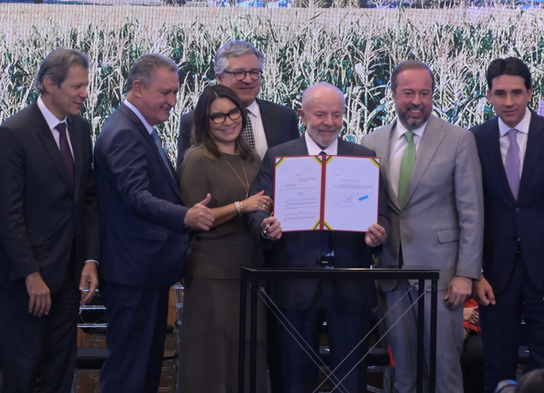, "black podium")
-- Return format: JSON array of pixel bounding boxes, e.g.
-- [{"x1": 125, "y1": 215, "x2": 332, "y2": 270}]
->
[{"x1": 238, "y1": 266, "x2": 440, "y2": 393}]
